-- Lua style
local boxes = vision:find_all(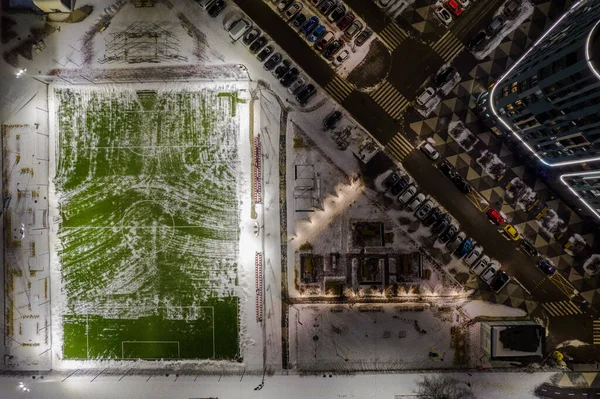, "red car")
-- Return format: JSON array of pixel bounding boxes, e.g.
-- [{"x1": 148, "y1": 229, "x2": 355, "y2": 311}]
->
[
  {"x1": 445, "y1": 0, "x2": 463, "y2": 16},
  {"x1": 337, "y1": 12, "x2": 355, "y2": 30},
  {"x1": 486, "y1": 208, "x2": 505, "y2": 225}
]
